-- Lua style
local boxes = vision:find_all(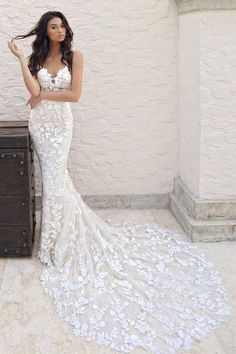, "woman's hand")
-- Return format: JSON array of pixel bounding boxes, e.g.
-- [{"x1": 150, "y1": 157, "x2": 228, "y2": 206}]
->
[
  {"x1": 26, "y1": 93, "x2": 42, "y2": 109},
  {"x1": 7, "y1": 38, "x2": 25, "y2": 60}
]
